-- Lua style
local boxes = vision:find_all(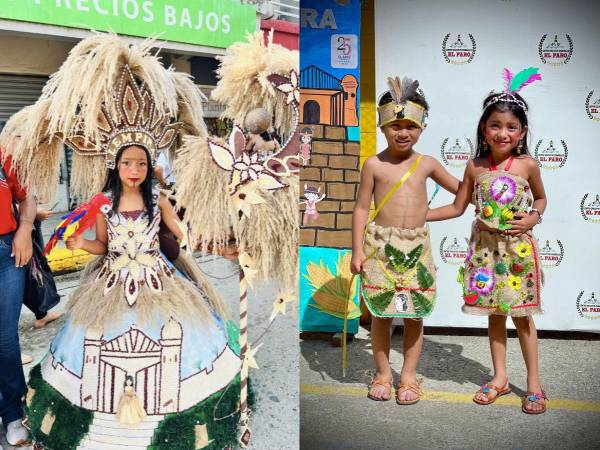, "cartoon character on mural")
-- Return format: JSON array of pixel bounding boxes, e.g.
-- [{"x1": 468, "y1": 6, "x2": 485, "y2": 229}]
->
[
  {"x1": 301, "y1": 184, "x2": 326, "y2": 226},
  {"x1": 299, "y1": 127, "x2": 314, "y2": 166}
]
